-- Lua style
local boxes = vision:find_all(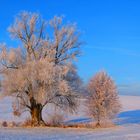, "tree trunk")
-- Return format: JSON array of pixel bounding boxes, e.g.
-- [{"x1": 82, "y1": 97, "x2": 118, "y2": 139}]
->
[
  {"x1": 30, "y1": 97, "x2": 45, "y2": 126},
  {"x1": 96, "y1": 121, "x2": 101, "y2": 128},
  {"x1": 96, "y1": 117, "x2": 101, "y2": 128}
]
